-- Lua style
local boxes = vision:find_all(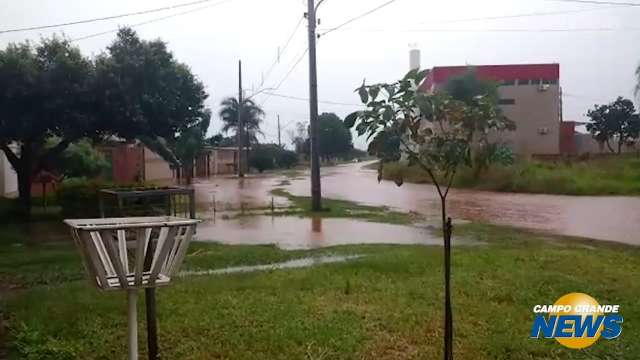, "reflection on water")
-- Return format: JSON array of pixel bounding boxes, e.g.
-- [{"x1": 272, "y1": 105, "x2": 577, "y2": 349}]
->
[
  {"x1": 196, "y1": 216, "x2": 474, "y2": 250},
  {"x1": 180, "y1": 255, "x2": 363, "y2": 276}
]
